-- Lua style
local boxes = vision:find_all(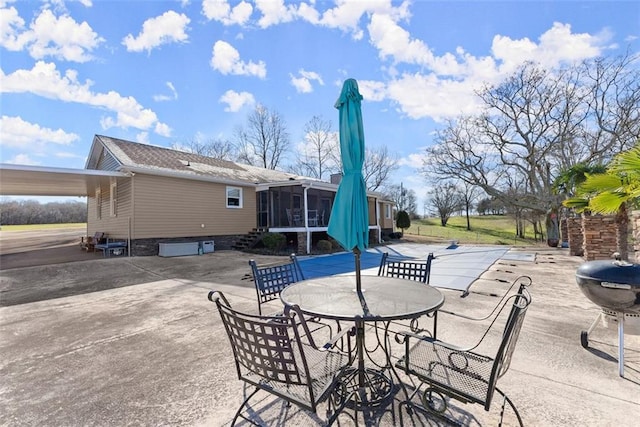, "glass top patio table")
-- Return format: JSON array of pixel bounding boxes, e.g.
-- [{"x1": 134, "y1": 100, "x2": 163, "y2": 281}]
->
[
  {"x1": 280, "y1": 275, "x2": 445, "y2": 321},
  {"x1": 281, "y1": 275, "x2": 445, "y2": 411}
]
